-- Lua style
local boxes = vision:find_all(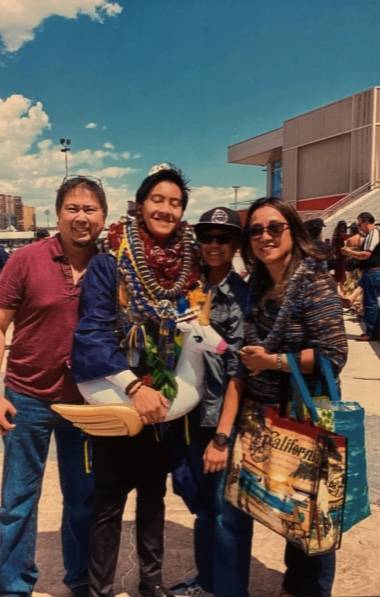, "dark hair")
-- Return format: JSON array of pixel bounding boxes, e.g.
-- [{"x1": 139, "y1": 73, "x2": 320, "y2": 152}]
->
[
  {"x1": 304, "y1": 219, "x2": 323, "y2": 240},
  {"x1": 36, "y1": 228, "x2": 49, "y2": 239},
  {"x1": 332, "y1": 220, "x2": 347, "y2": 251},
  {"x1": 349, "y1": 223, "x2": 359, "y2": 235},
  {"x1": 135, "y1": 167, "x2": 190, "y2": 210},
  {"x1": 241, "y1": 197, "x2": 327, "y2": 300},
  {"x1": 56, "y1": 176, "x2": 108, "y2": 216},
  {"x1": 333, "y1": 220, "x2": 347, "y2": 235},
  {"x1": 357, "y1": 211, "x2": 375, "y2": 224}
]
